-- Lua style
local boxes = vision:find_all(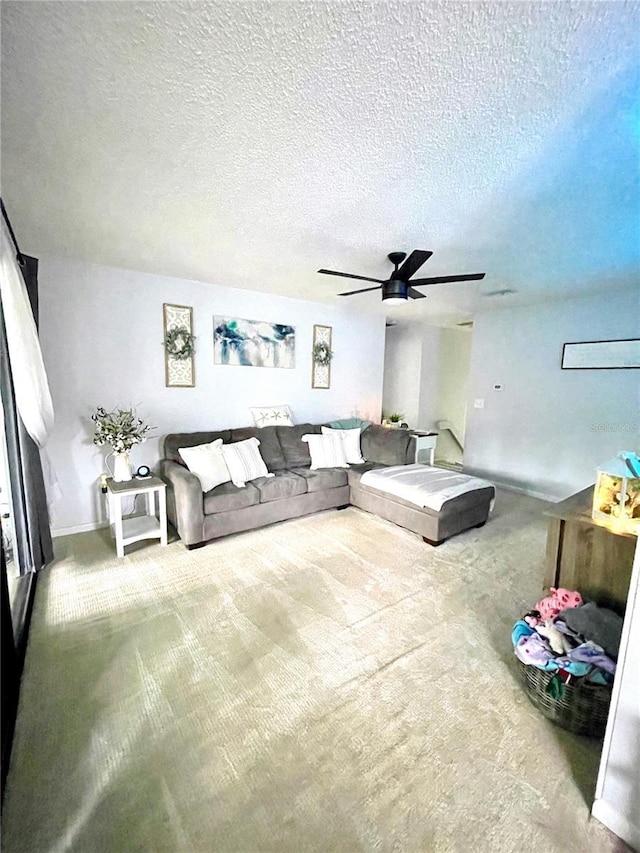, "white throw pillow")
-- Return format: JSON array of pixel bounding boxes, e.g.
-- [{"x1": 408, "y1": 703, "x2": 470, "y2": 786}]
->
[
  {"x1": 302, "y1": 433, "x2": 349, "y2": 470},
  {"x1": 321, "y1": 426, "x2": 365, "y2": 464},
  {"x1": 178, "y1": 439, "x2": 231, "y2": 493},
  {"x1": 220, "y1": 437, "x2": 274, "y2": 487},
  {"x1": 250, "y1": 405, "x2": 293, "y2": 428}
]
